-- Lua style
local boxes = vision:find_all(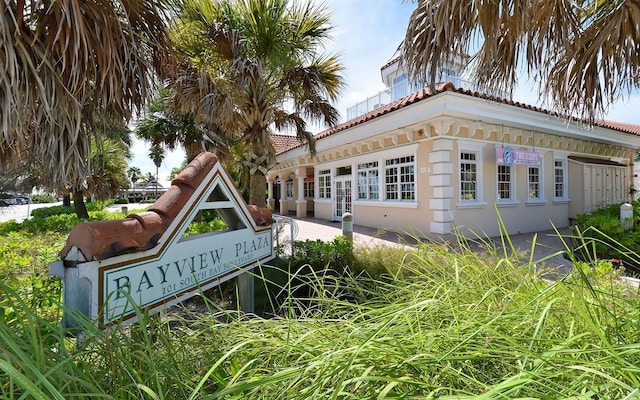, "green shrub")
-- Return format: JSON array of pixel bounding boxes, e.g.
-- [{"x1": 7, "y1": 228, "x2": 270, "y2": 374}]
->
[
  {"x1": 252, "y1": 237, "x2": 356, "y2": 316},
  {"x1": 573, "y1": 200, "x2": 640, "y2": 275},
  {"x1": 0, "y1": 220, "x2": 21, "y2": 235},
  {"x1": 30, "y1": 194, "x2": 58, "y2": 203},
  {"x1": 289, "y1": 236, "x2": 355, "y2": 274},
  {"x1": 30, "y1": 199, "x2": 115, "y2": 219},
  {"x1": 21, "y1": 213, "x2": 85, "y2": 234},
  {"x1": 85, "y1": 199, "x2": 114, "y2": 211},
  {"x1": 183, "y1": 218, "x2": 228, "y2": 237},
  {"x1": 113, "y1": 197, "x2": 129, "y2": 204},
  {"x1": 30, "y1": 204, "x2": 75, "y2": 219}
]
